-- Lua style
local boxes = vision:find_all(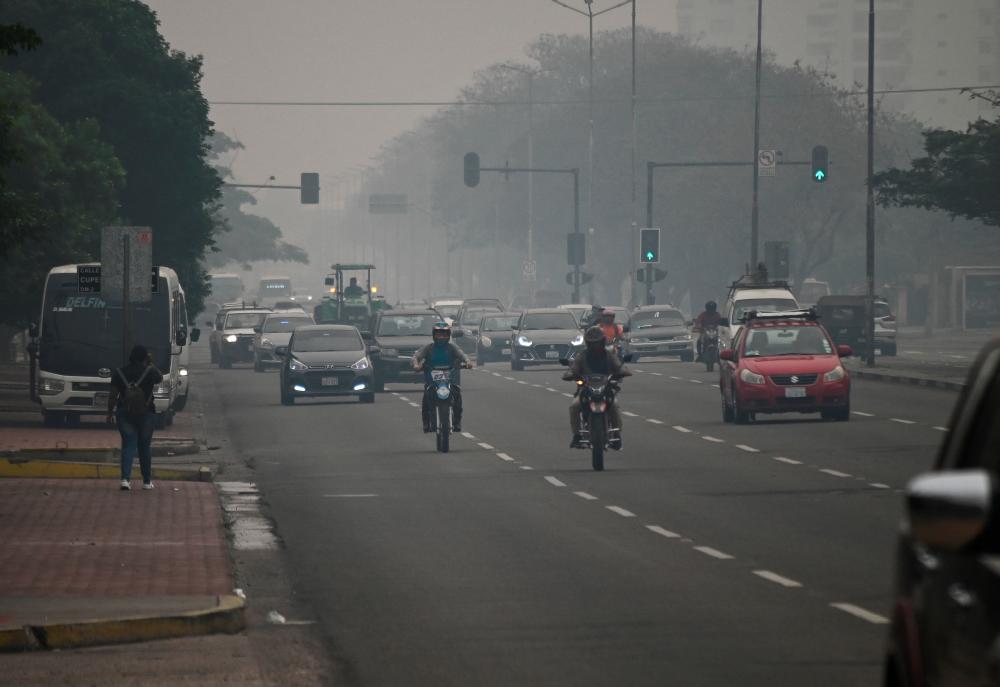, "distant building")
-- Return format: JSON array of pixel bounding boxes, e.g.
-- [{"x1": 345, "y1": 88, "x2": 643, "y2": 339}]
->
[{"x1": 676, "y1": 0, "x2": 1000, "y2": 129}]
